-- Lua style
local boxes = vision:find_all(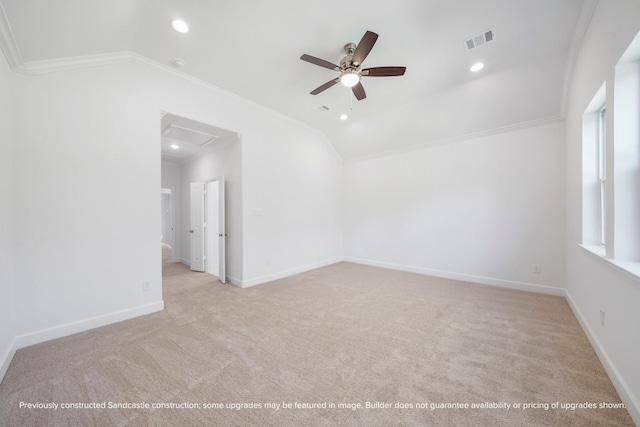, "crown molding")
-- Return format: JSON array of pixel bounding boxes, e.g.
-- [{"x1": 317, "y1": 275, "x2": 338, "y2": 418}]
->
[
  {"x1": 0, "y1": 0, "x2": 26, "y2": 73},
  {"x1": 0, "y1": 25, "x2": 341, "y2": 163},
  {"x1": 0, "y1": 1, "x2": 133, "y2": 74},
  {"x1": 23, "y1": 51, "x2": 135, "y2": 75},
  {"x1": 343, "y1": 115, "x2": 565, "y2": 164},
  {"x1": 0, "y1": 4, "x2": 334, "y2": 145}
]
